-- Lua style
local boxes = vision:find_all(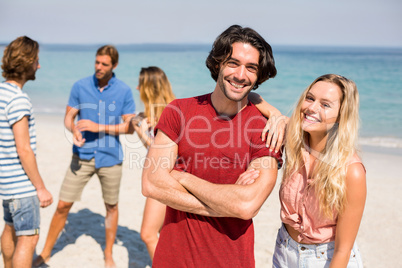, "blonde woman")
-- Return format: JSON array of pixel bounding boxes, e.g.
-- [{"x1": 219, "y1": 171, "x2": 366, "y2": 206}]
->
[
  {"x1": 134, "y1": 66, "x2": 175, "y2": 261},
  {"x1": 273, "y1": 74, "x2": 366, "y2": 267}
]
